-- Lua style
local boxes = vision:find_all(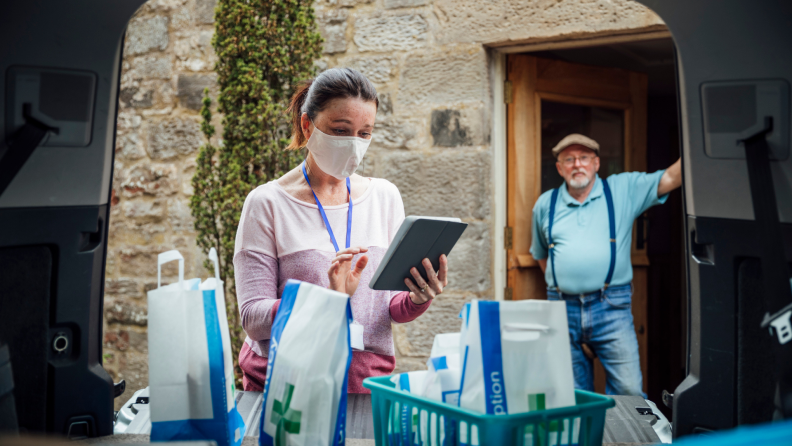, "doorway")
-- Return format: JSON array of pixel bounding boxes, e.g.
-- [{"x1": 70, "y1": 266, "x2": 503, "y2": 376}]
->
[{"x1": 504, "y1": 39, "x2": 685, "y2": 412}]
